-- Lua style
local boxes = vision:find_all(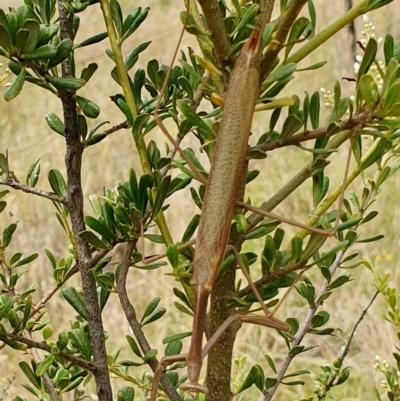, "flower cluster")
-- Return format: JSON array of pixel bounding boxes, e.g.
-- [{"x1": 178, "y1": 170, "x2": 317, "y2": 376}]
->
[
  {"x1": 0, "y1": 63, "x2": 11, "y2": 87},
  {"x1": 354, "y1": 15, "x2": 384, "y2": 90}
]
